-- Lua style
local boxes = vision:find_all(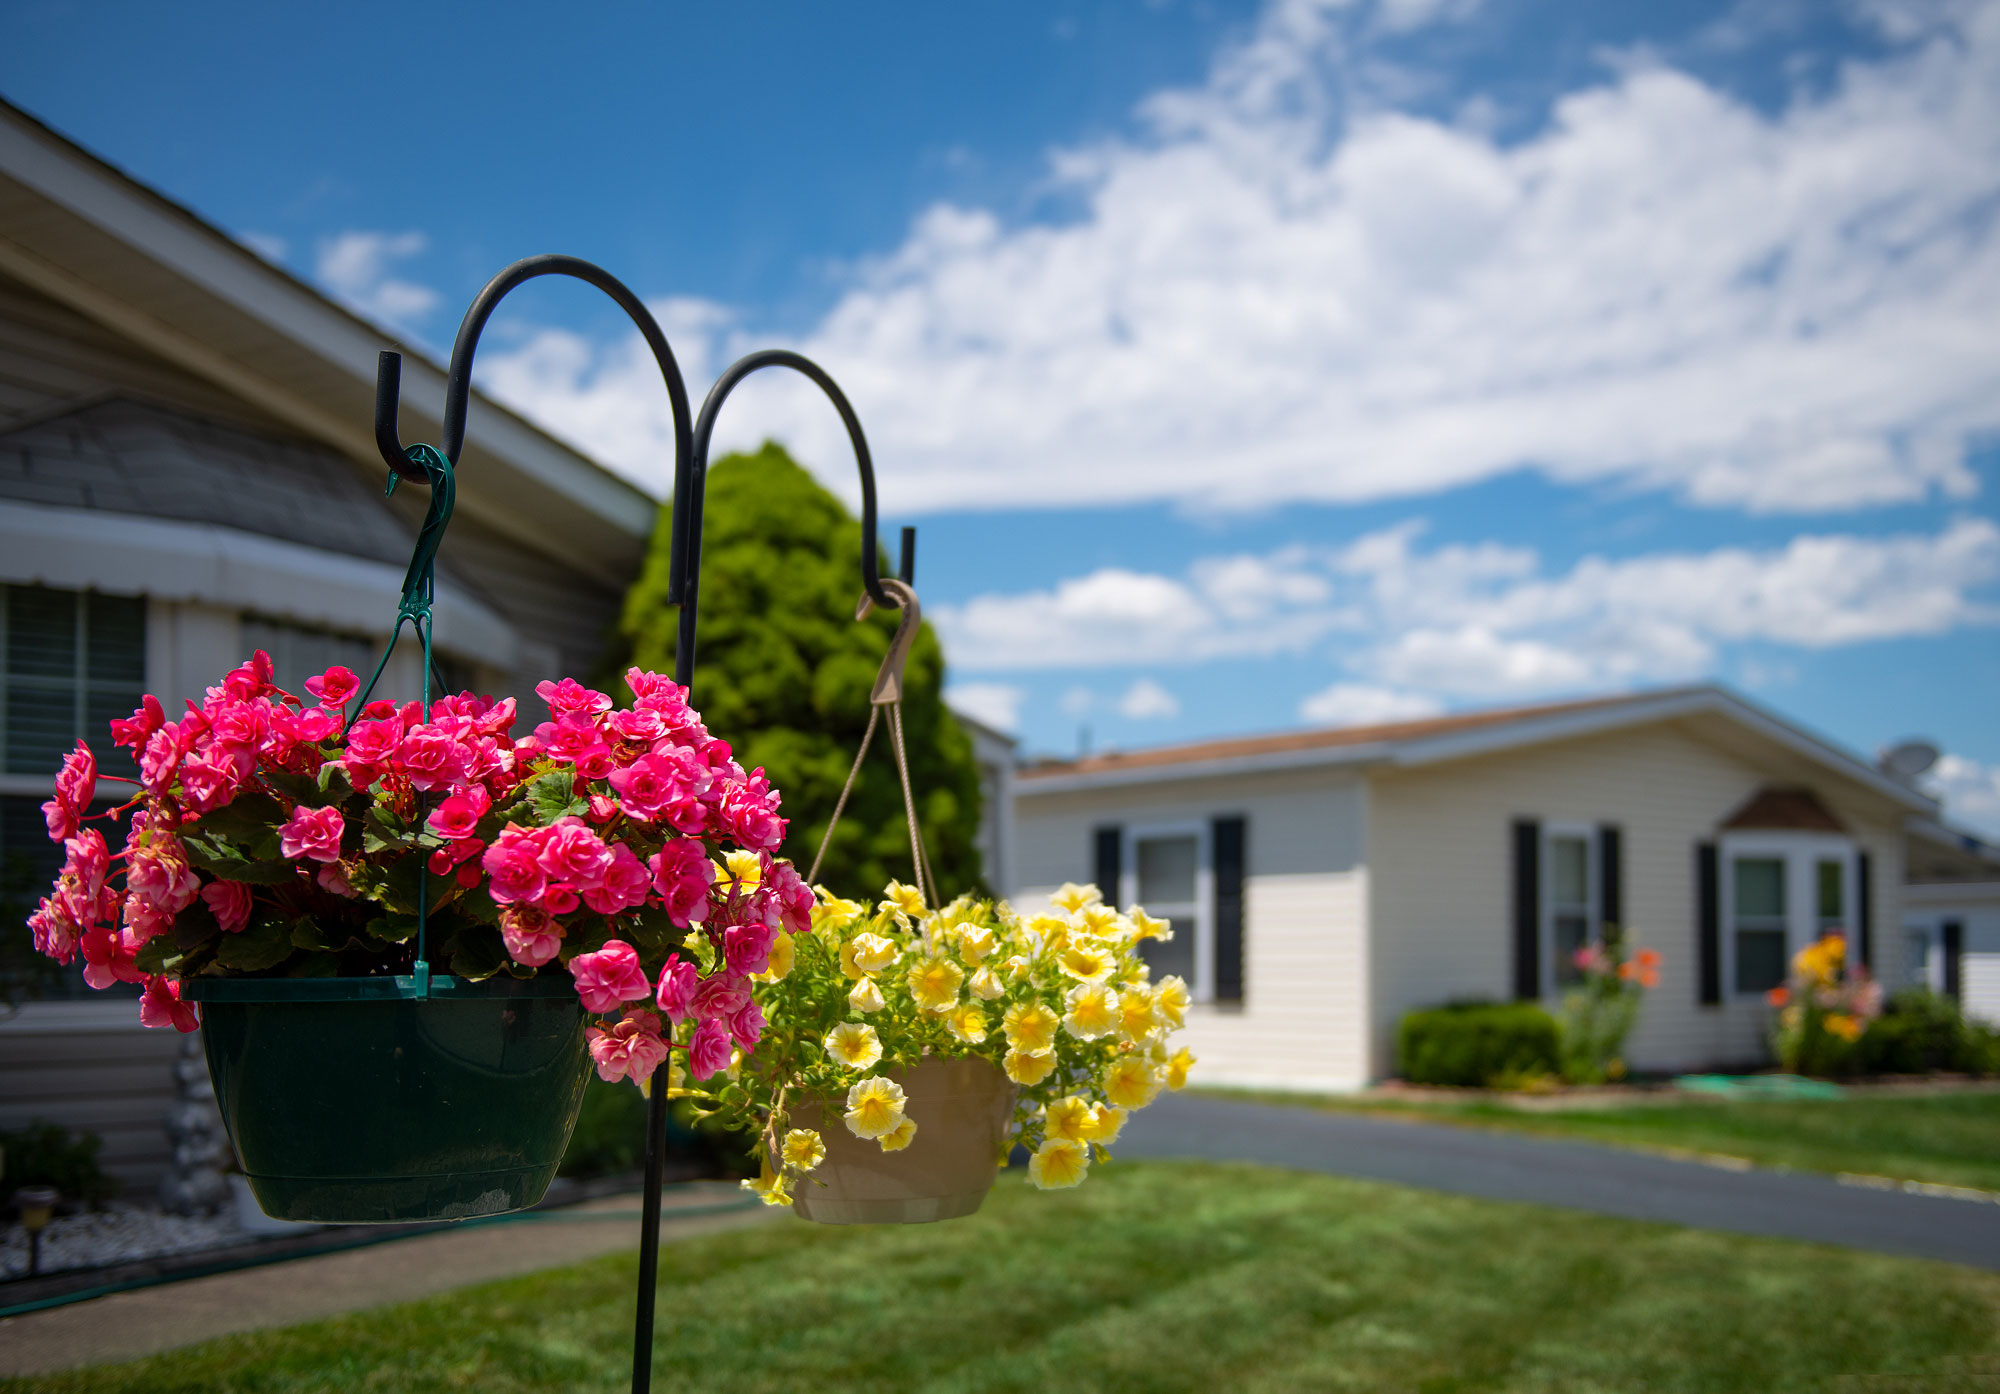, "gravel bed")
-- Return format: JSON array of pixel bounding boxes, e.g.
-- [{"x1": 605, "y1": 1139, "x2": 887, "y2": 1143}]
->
[{"x1": 1, "y1": 1205, "x2": 256, "y2": 1280}]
